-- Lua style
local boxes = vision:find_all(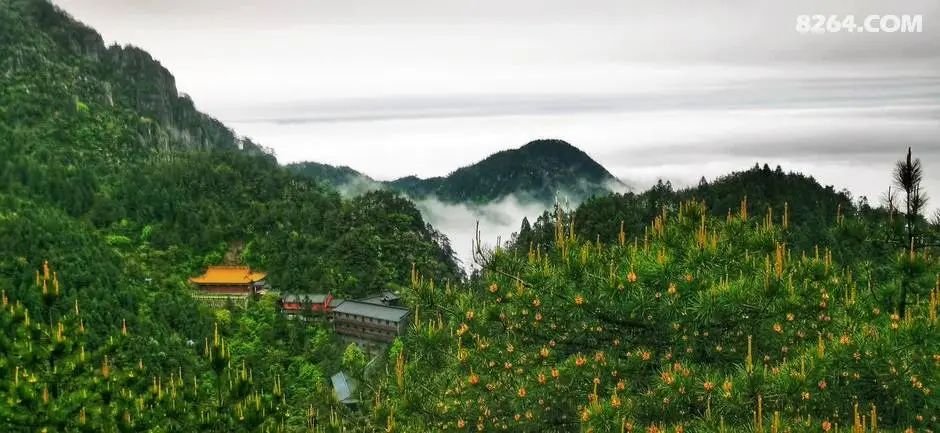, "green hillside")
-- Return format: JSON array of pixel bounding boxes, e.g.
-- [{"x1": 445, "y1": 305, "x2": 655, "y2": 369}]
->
[
  {"x1": 2, "y1": 0, "x2": 938, "y2": 431},
  {"x1": 291, "y1": 139, "x2": 626, "y2": 204},
  {"x1": 387, "y1": 200, "x2": 940, "y2": 432},
  {"x1": 1, "y1": 1, "x2": 459, "y2": 430},
  {"x1": 287, "y1": 162, "x2": 376, "y2": 189}
]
